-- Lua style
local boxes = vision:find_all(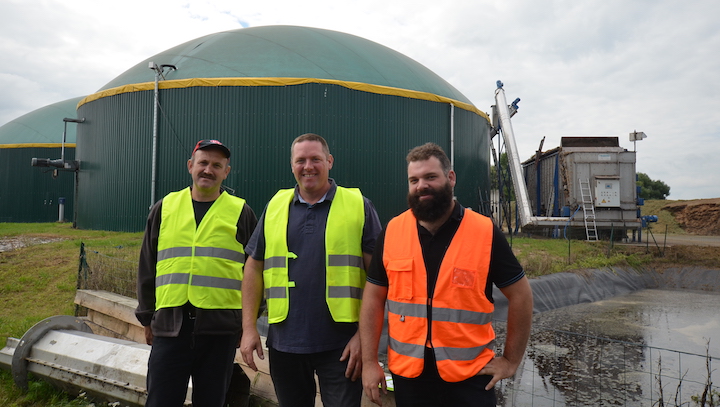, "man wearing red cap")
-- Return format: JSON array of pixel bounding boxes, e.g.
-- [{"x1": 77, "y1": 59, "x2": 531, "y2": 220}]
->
[{"x1": 136, "y1": 139, "x2": 257, "y2": 407}]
